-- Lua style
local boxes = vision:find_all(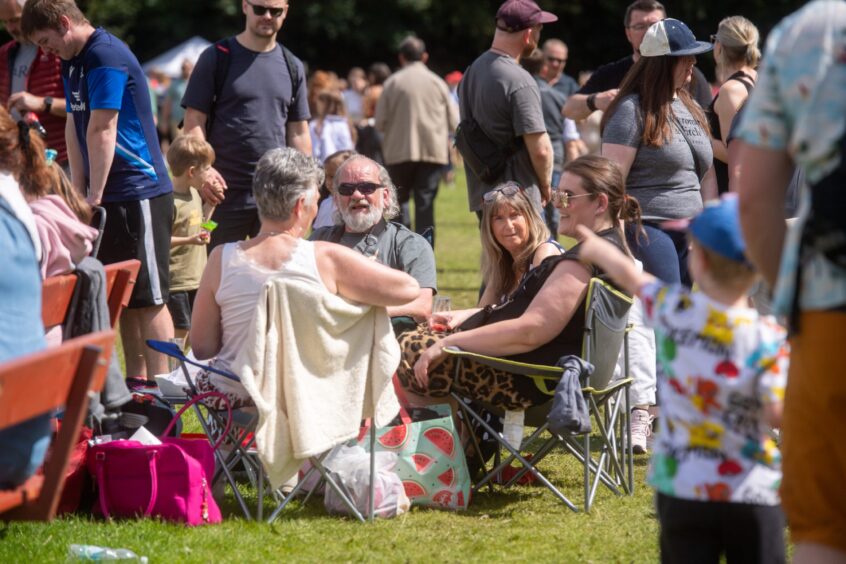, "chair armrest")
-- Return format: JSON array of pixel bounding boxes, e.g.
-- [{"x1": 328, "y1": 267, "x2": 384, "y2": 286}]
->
[{"x1": 443, "y1": 346, "x2": 564, "y2": 379}]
